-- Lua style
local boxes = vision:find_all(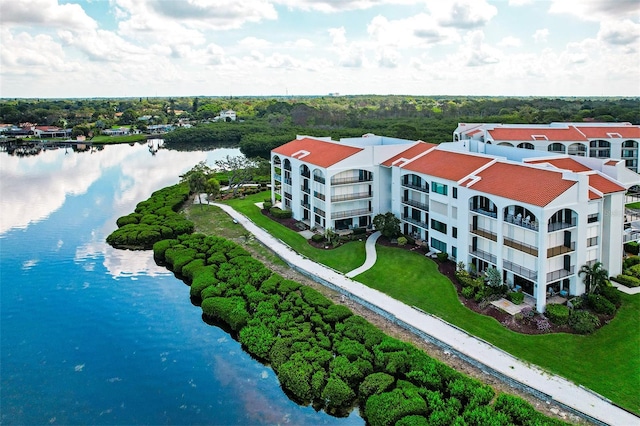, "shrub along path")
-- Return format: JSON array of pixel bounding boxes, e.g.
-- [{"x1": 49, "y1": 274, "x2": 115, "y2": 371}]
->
[{"x1": 210, "y1": 201, "x2": 638, "y2": 426}]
